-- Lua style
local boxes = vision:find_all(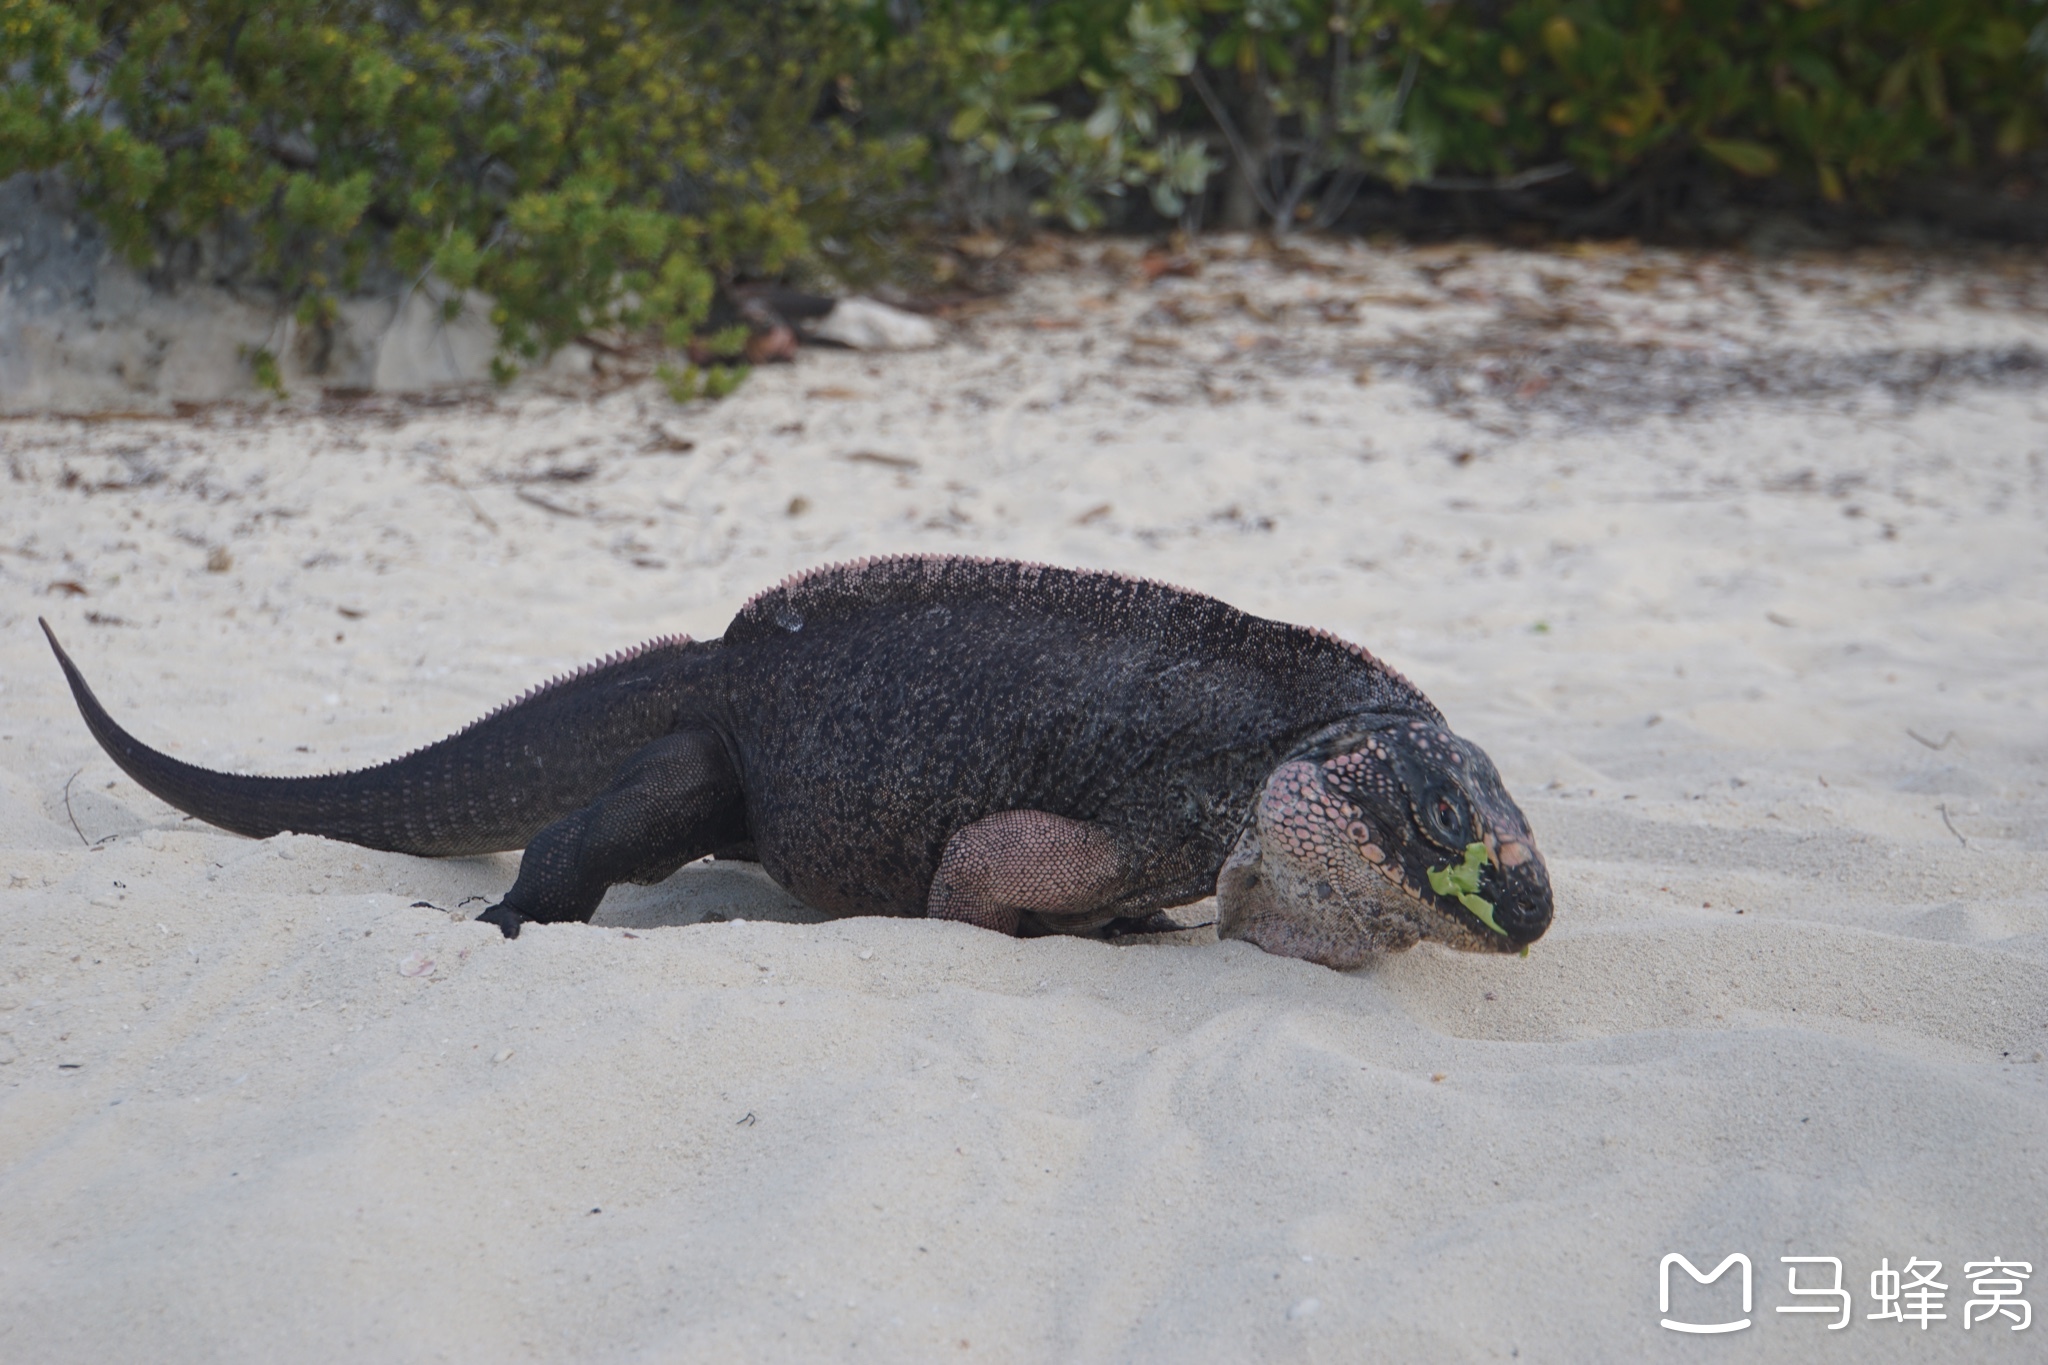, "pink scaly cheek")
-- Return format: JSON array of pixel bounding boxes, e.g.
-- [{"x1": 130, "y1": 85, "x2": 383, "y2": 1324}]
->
[
  {"x1": 1344, "y1": 816, "x2": 1411, "y2": 895},
  {"x1": 1257, "y1": 761, "x2": 1334, "y2": 866},
  {"x1": 1262, "y1": 762, "x2": 1416, "y2": 897},
  {"x1": 1366, "y1": 850, "x2": 1411, "y2": 897}
]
